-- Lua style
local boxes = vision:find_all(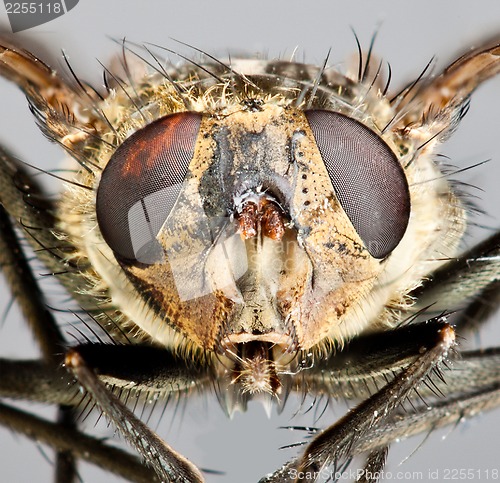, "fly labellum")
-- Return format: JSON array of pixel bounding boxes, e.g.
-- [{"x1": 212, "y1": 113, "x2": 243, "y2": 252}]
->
[{"x1": 1, "y1": 37, "x2": 500, "y2": 483}]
